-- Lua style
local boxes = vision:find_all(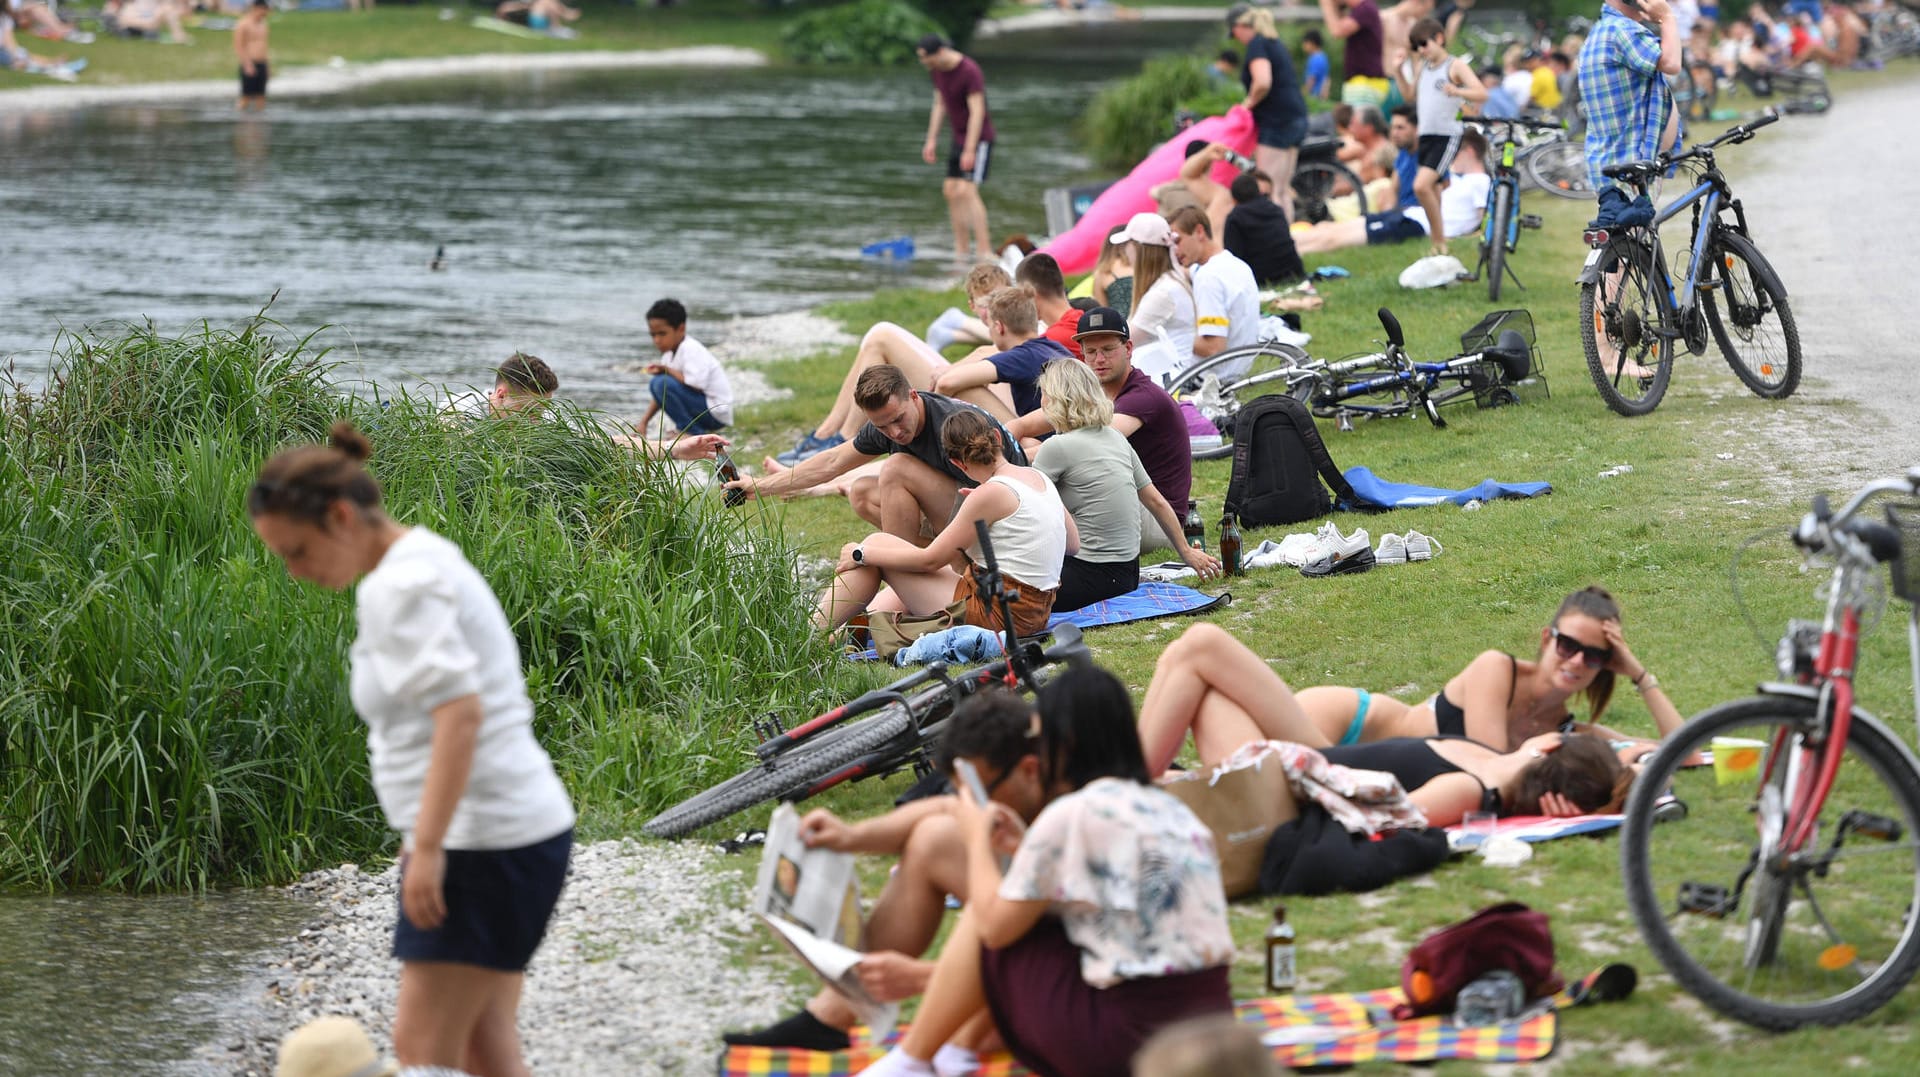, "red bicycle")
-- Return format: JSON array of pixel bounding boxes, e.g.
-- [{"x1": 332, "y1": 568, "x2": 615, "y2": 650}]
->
[{"x1": 1621, "y1": 468, "x2": 1920, "y2": 1028}]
